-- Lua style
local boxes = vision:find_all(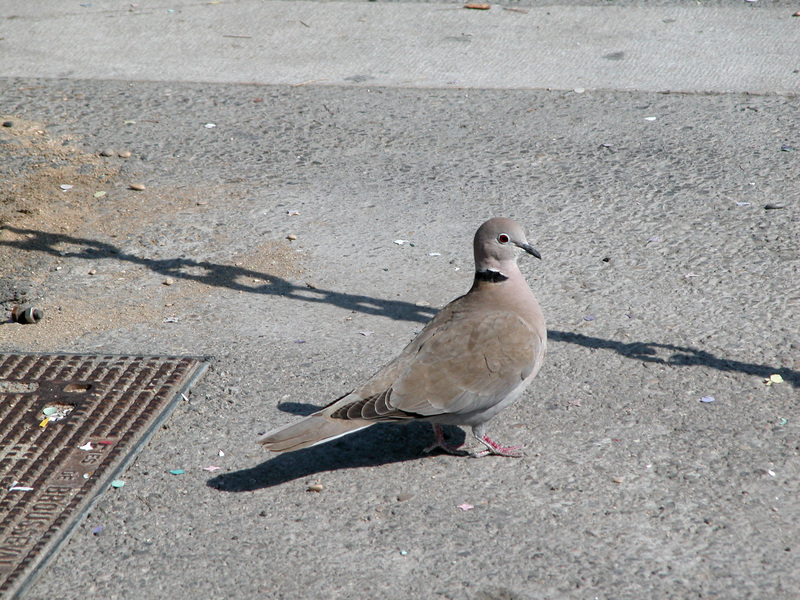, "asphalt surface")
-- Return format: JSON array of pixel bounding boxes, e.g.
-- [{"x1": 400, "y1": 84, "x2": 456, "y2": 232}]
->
[{"x1": 1, "y1": 1, "x2": 800, "y2": 599}]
